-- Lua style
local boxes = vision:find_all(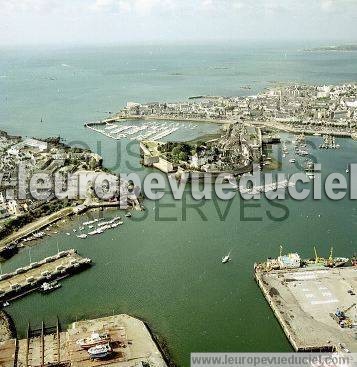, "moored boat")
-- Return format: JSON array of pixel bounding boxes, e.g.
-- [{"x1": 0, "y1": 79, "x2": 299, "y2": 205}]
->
[{"x1": 40, "y1": 281, "x2": 61, "y2": 294}]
